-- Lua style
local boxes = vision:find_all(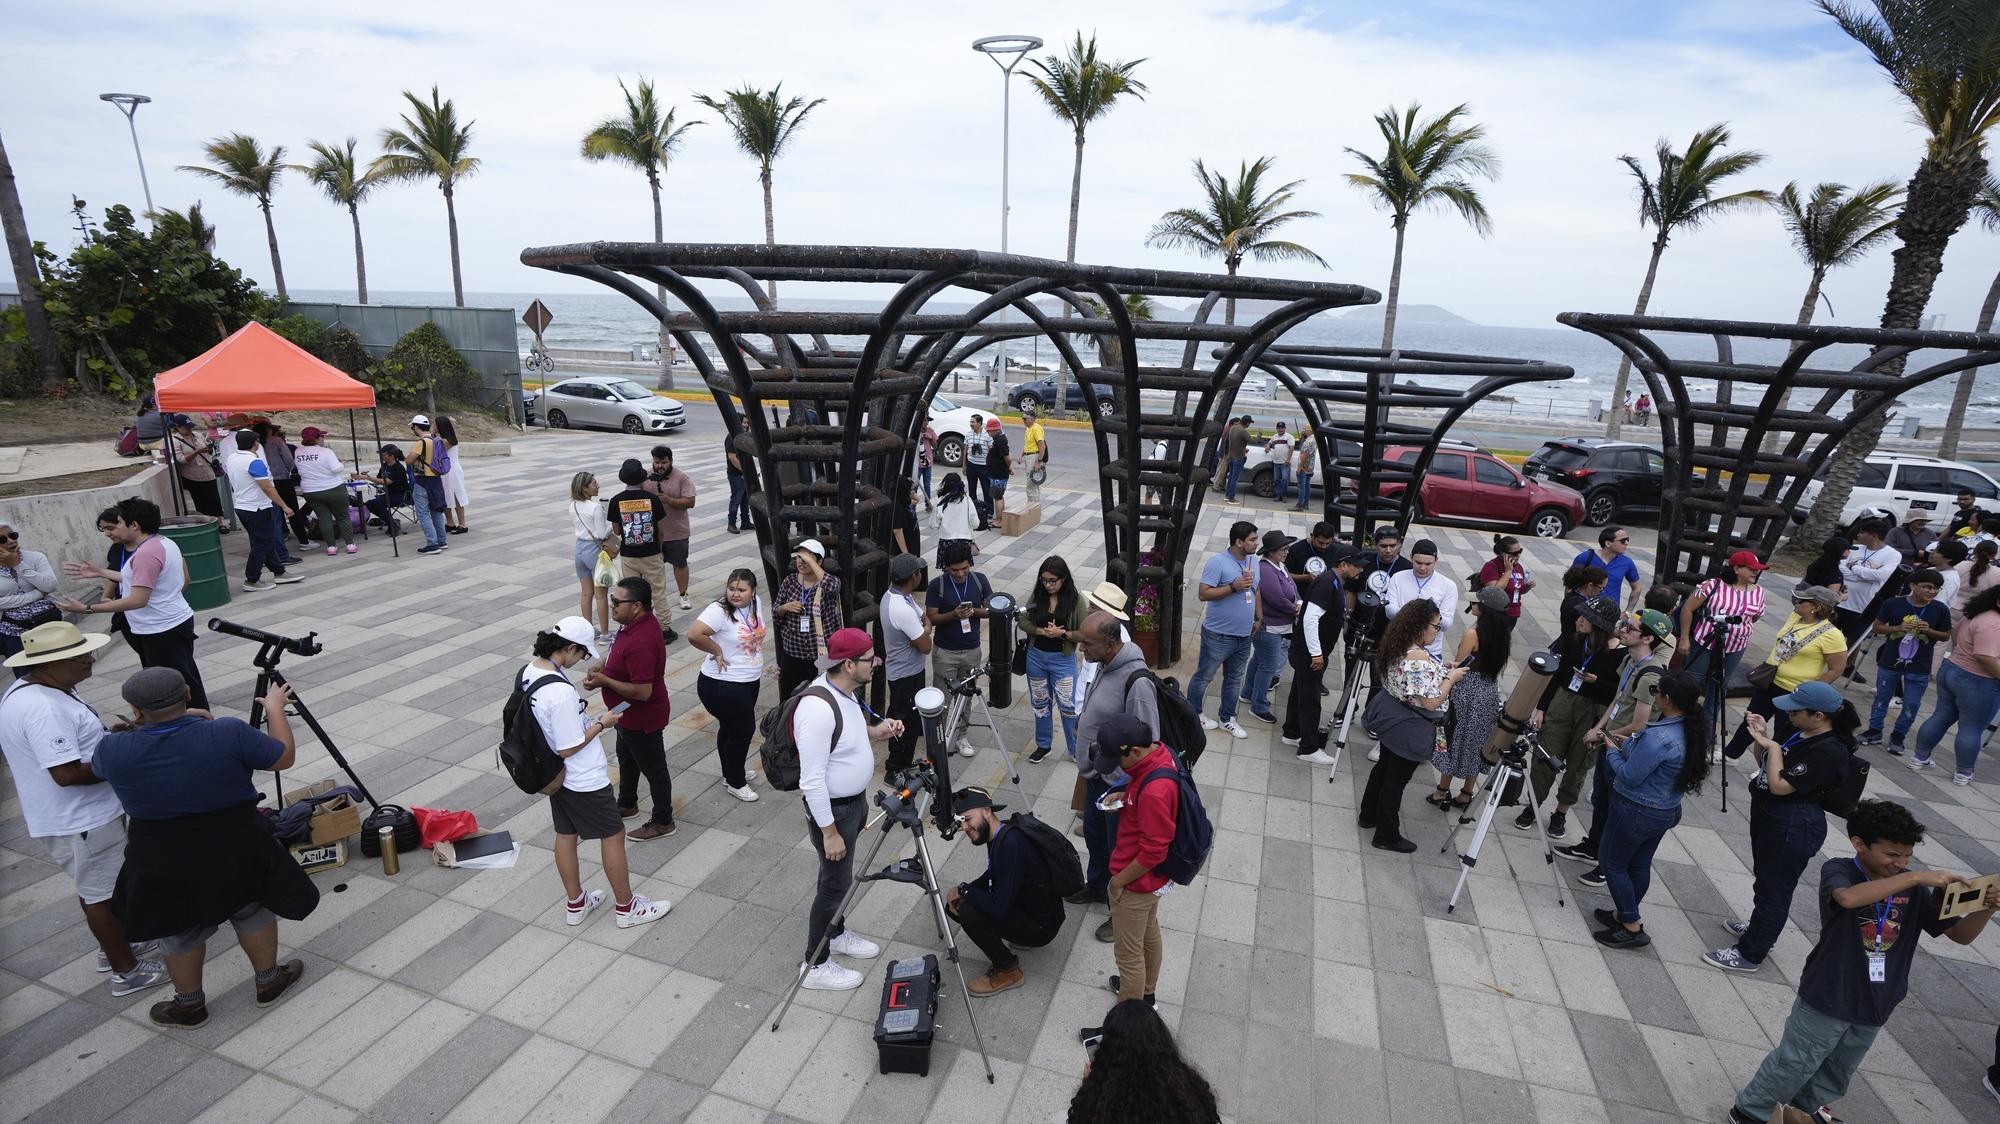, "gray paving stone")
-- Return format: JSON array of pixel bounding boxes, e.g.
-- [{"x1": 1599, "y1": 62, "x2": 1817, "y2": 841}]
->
[
  {"x1": 100, "y1": 1052, "x2": 255, "y2": 1124},
  {"x1": 1180, "y1": 935, "x2": 1253, "y2": 1018},
  {"x1": 1175, "y1": 1007, "x2": 1248, "y2": 1113},
  {"x1": 1251, "y1": 885, "x2": 1314, "y2": 954},
  {"x1": 0, "y1": 1000, "x2": 112, "y2": 1081},
  {"x1": 1231, "y1": 1021, "x2": 1315, "y2": 1122},
  {"x1": 1368, "y1": 907, "x2": 1433, "y2": 981},
  {"x1": 1381, "y1": 1052, "x2": 1464, "y2": 1123},
  {"x1": 652, "y1": 988, "x2": 773, "y2": 1087},
  {"x1": 676, "y1": 901, "x2": 791, "y2": 982},
  {"x1": 388, "y1": 908, "x2": 527, "y2": 996},
  {"x1": 1246, "y1": 946, "x2": 1314, "y2": 1031},
  {"x1": 595, "y1": 1072, "x2": 706, "y2": 1124},
  {"x1": 1450, "y1": 1068, "x2": 1536, "y2": 1124},
  {"x1": 1374, "y1": 972, "x2": 1451, "y2": 1064},
  {"x1": 1313, "y1": 1037, "x2": 1389, "y2": 1124},
  {"x1": 1572, "y1": 1009, "x2": 1677, "y2": 1109},
  {"x1": 20, "y1": 1033, "x2": 200, "y2": 1122},
  {"x1": 302, "y1": 885, "x2": 442, "y2": 963},
  {"x1": 1599, "y1": 947, "x2": 1703, "y2": 1034},
  {"x1": 371, "y1": 1015, "x2": 533, "y2": 1123}
]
